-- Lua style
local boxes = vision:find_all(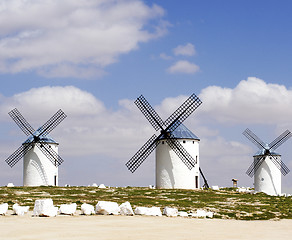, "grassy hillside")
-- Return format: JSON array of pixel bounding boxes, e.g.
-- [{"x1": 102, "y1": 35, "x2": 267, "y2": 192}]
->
[{"x1": 0, "y1": 186, "x2": 291, "y2": 220}]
